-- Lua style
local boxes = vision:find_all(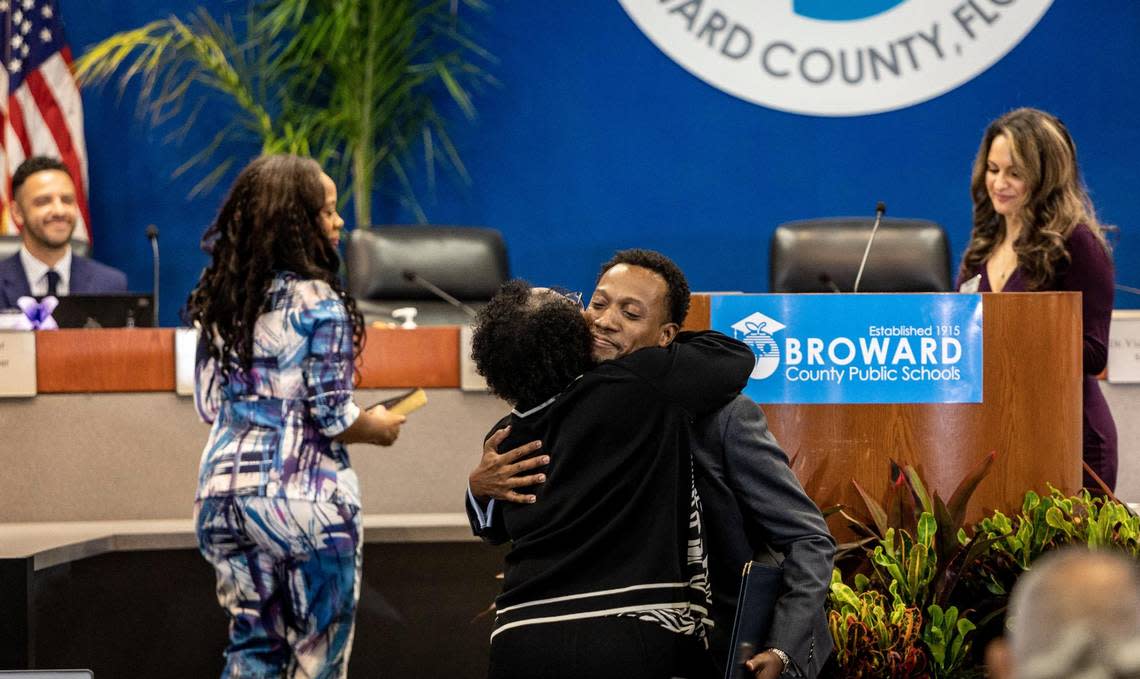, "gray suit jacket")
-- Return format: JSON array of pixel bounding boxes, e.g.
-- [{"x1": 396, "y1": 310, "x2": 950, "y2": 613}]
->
[{"x1": 693, "y1": 394, "x2": 835, "y2": 678}]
